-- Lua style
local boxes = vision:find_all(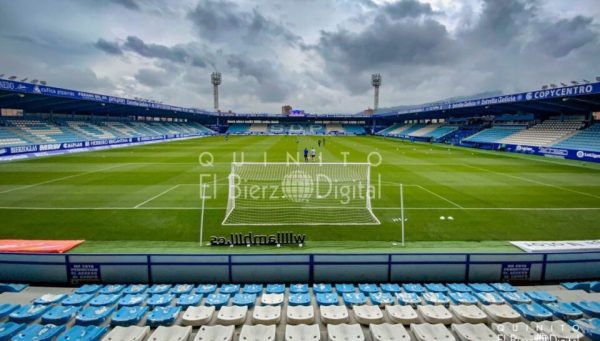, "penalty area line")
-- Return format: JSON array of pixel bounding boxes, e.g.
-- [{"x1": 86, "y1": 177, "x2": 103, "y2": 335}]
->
[{"x1": 134, "y1": 184, "x2": 181, "y2": 208}]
